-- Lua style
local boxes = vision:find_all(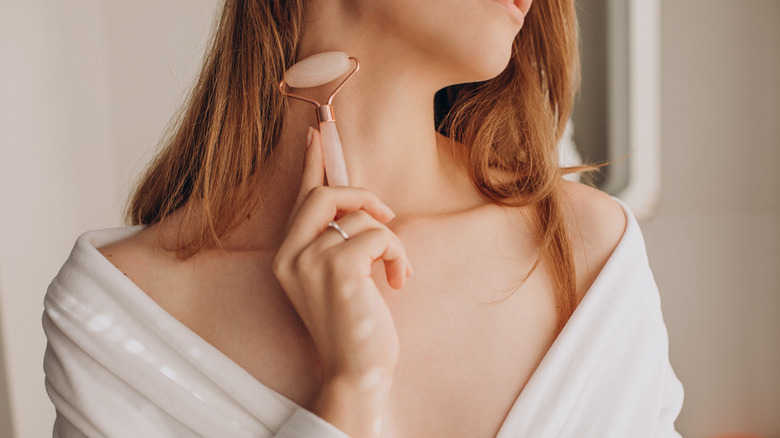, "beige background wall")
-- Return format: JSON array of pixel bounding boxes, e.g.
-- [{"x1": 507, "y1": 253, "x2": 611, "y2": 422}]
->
[
  {"x1": 0, "y1": 1, "x2": 214, "y2": 436},
  {"x1": 0, "y1": 0, "x2": 777, "y2": 437},
  {"x1": 0, "y1": 3, "x2": 118, "y2": 437},
  {"x1": 645, "y1": 1, "x2": 780, "y2": 436}
]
